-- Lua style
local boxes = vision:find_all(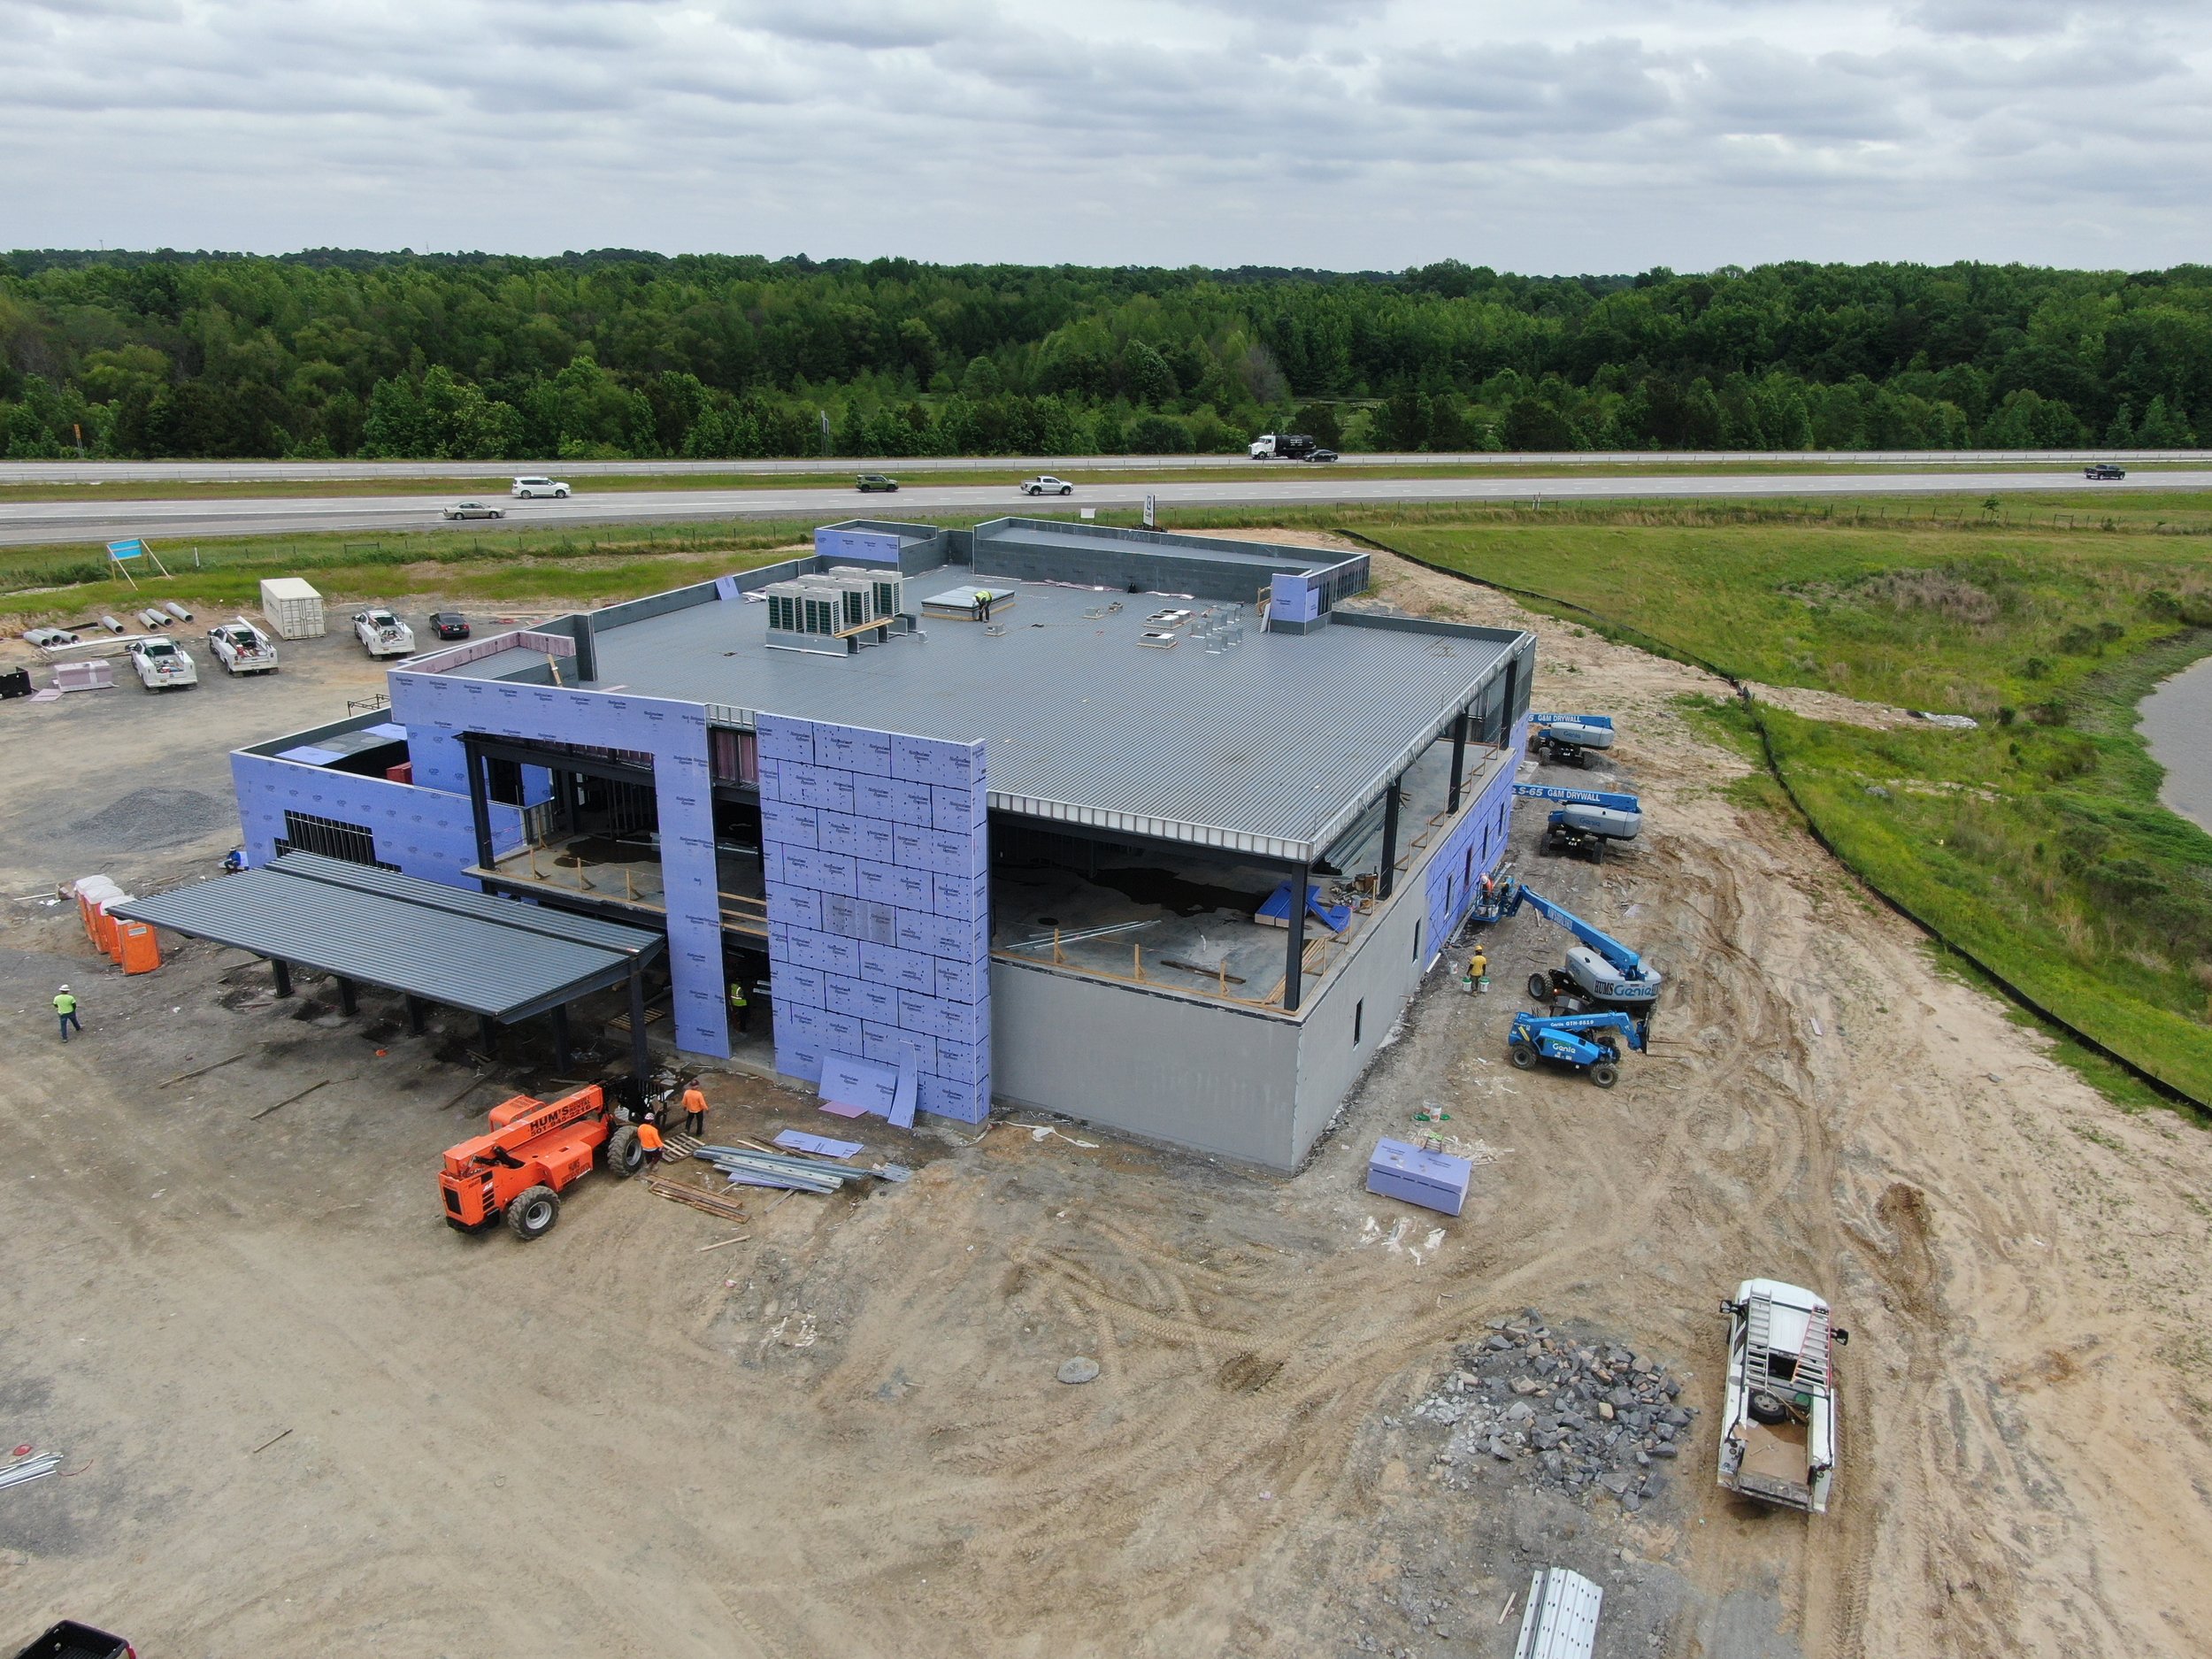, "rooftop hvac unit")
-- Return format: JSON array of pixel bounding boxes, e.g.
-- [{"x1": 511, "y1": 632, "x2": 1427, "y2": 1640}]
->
[
  {"x1": 764, "y1": 580, "x2": 810, "y2": 635},
  {"x1": 827, "y1": 565, "x2": 905, "y2": 621}
]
